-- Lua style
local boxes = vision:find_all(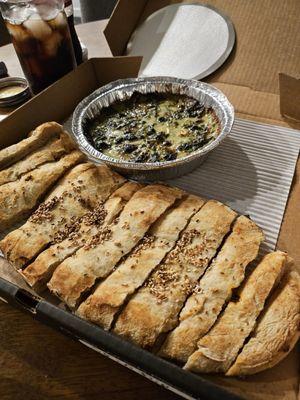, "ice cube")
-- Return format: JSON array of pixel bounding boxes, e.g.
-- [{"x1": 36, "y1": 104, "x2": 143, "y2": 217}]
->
[
  {"x1": 43, "y1": 31, "x2": 62, "y2": 57},
  {"x1": 48, "y1": 12, "x2": 67, "y2": 30},
  {"x1": 36, "y1": 3, "x2": 59, "y2": 22},
  {"x1": 5, "y1": 5, "x2": 32, "y2": 25},
  {"x1": 23, "y1": 15, "x2": 52, "y2": 40},
  {"x1": 6, "y1": 22, "x2": 30, "y2": 42}
]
